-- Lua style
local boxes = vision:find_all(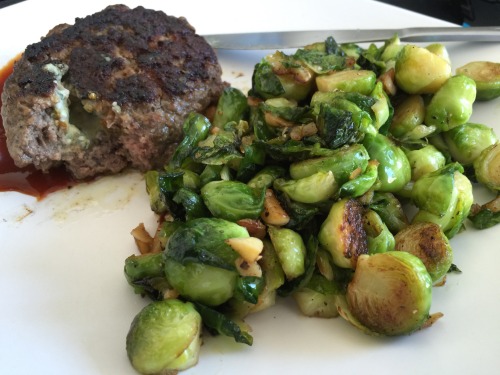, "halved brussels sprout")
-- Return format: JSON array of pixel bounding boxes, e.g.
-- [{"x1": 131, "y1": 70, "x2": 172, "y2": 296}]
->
[
  {"x1": 363, "y1": 209, "x2": 395, "y2": 254},
  {"x1": 316, "y1": 69, "x2": 377, "y2": 95},
  {"x1": 473, "y1": 142, "x2": 500, "y2": 191},
  {"x1": 289, "y1": 143, "x2": 370, "y2": 185},
  {"x1": 395, "y1": 44, "x2": 451, "y2": 94},
  {"x1": 268, "y1": 226, "x2": 306, "y2": 280},
  {"x1": 126, "y1": 300, "x2": 202, "y2": 374},
  {"x1": 394, "y1": 222, "x2": 453, "y2": 283},
  {"x1": 346, "y1": 251, "x2": 432, "y2": 336},
  {"x1": 389, "y1": 94, "x2": 428, "y2": 139},
  {"x1": 456, "y1": 61, "x2": 500, "y2": 101},
  {"x1": 201, "y1": 180, "x2": 265, "y2": 221},
  {"x1": 318, "y1": 198, "x2": 368, "y2": 269},
  {"x1": 273, "y1": 171, "x2": 338, "y2": 203}
]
